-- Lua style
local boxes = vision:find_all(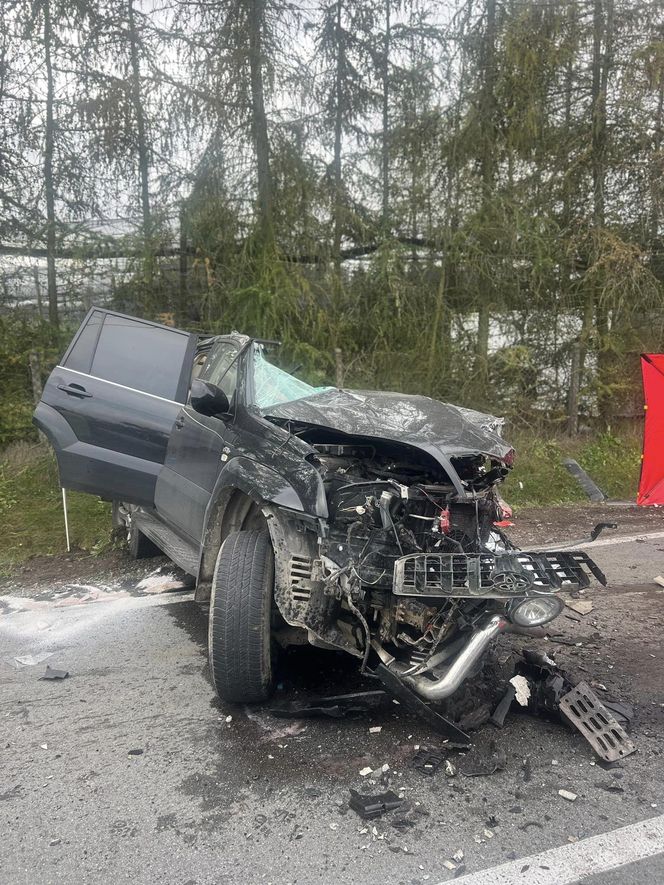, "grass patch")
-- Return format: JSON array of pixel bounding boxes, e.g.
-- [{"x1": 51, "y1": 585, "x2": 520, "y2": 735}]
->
[
  {"x1": 504, "y1": 431, "x2": 642, "y2": 507},
  {"x1": 0, "y1": 429, "x2": 643, "y2": 572},
  {"x1": 0, "y1": 443, "x2": 112, "y2": 572}
]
